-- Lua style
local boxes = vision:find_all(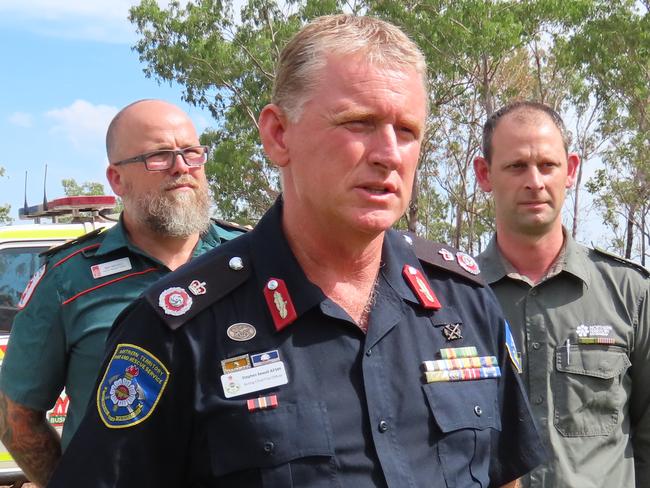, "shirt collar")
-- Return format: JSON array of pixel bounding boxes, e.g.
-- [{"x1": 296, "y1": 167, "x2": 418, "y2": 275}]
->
[{"x1": 479, "y1": 228, "x2": 589, "y2": 287}]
